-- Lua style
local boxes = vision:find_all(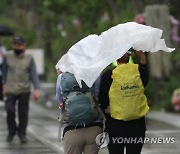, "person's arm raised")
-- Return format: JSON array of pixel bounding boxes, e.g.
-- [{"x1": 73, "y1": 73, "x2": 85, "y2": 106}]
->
[{"x1": 135, "y1": 50, "x2": 146, "y2": 65}]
